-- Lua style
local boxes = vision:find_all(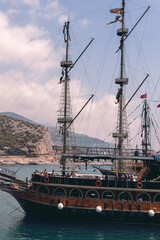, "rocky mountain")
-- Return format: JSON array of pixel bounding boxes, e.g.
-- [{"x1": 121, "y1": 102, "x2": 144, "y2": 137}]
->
[
  {"x1": 0, "y1": 112, "x2": 109, "y2": 149},
  {"x1": 0, "y1": 115, "x2": 52, "y2": 156},
  {"x1": 0, "y1": 112, "x2": 36, "y2": 124}
]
